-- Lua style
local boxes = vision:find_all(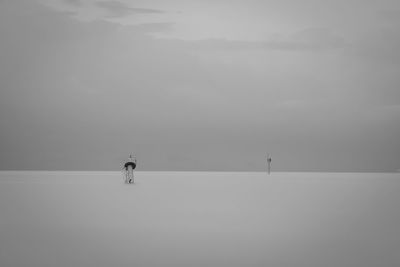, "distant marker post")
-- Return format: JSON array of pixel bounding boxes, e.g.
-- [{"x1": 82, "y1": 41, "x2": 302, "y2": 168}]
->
[{"x1": 267, "y1": 154, "x2": 272, "y2": 174}]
